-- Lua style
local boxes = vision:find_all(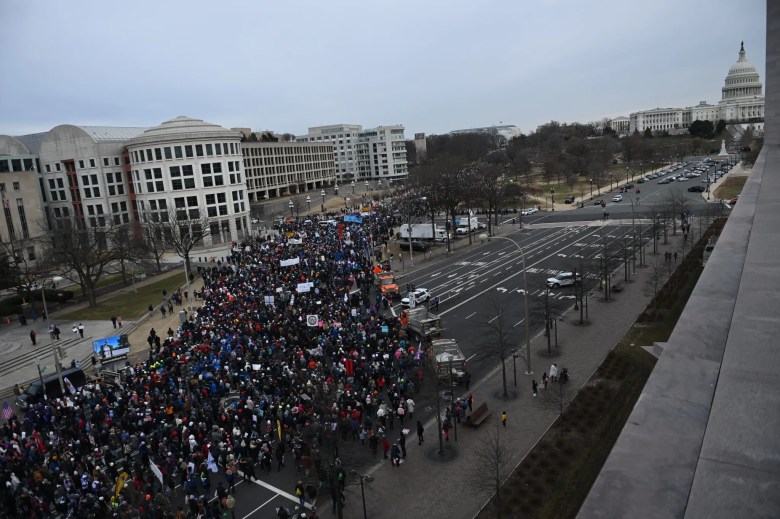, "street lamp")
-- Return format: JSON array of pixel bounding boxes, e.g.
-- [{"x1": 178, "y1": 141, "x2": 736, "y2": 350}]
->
[
  {"x1": 589, "y1": 178, "x2": 593, "y2": 198},
  {"x1": 350, "y1": 471, "x2": 373, "y2": 519},
  {"x1": 479, "y1": 234, "x2": 532, "y2": 375},
  {"x1": 351, "y1": 180, "x2": 355, "y2": 194},
  {"x1": 305, "y1": 195, "x2": 311, "y2": 212},
  {"x1": 40, "y1": 281, "x2": 64, "y2": 394},
  {"x1": 288, "y1": 200, "x2": 294, "y2": 215}
]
